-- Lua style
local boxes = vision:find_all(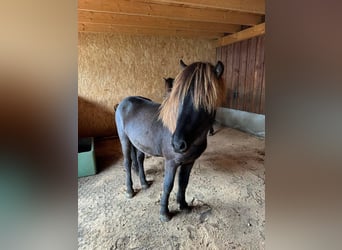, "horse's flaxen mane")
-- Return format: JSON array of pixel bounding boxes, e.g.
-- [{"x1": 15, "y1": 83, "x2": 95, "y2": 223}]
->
[{"x1": 159, "y1": 62, "x2": 225, "y2": 133}]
